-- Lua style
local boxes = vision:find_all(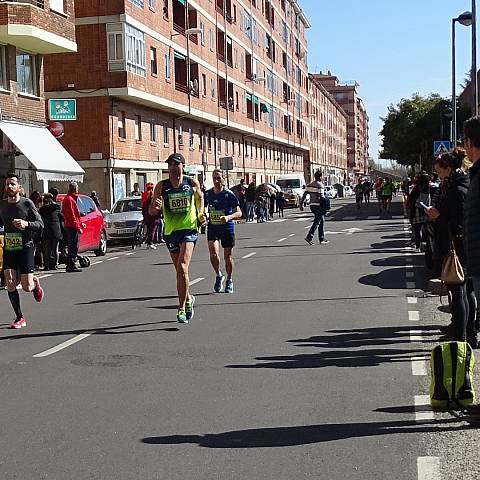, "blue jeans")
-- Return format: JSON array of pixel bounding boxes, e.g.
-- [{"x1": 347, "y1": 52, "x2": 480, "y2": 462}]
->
[
  {"x1": 246, "y1": 202, "x2": 255, "y2": 221},
  {"x1": 306, "y1": 205, "x2": 325, "y2": 242}
]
